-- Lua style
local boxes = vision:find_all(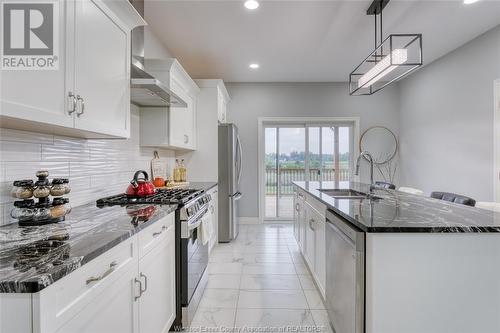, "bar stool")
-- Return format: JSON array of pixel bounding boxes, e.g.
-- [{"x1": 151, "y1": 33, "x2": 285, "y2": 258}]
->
[
  {"x1": 476, "y1": 202, "x2": 500, "y2": 212},
  {"x1": 375, "y1": 181, "x2": 396, "y2": 190},
  {"x1": 398, "y1": 187, "x2": 424, "y2": 195},
  {"x1": 430, "y1": 191, "x2": 476, "y2": 207}
]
